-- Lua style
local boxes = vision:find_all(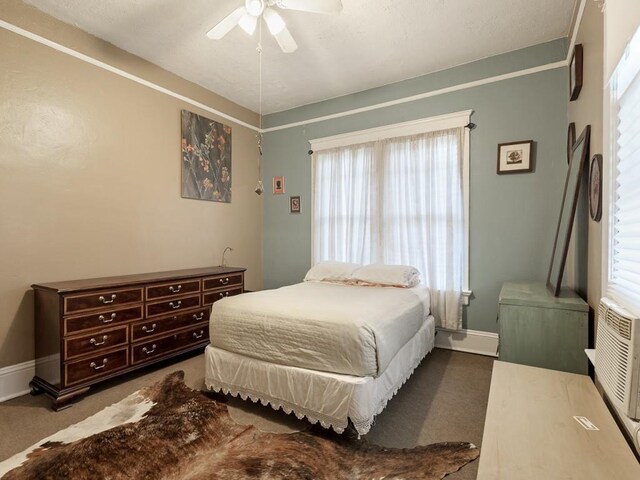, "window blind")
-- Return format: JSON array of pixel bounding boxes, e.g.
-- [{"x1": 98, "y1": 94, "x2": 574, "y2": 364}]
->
[{"x1": 609, "y1": 28, "x2": 640, "y2": 313}]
